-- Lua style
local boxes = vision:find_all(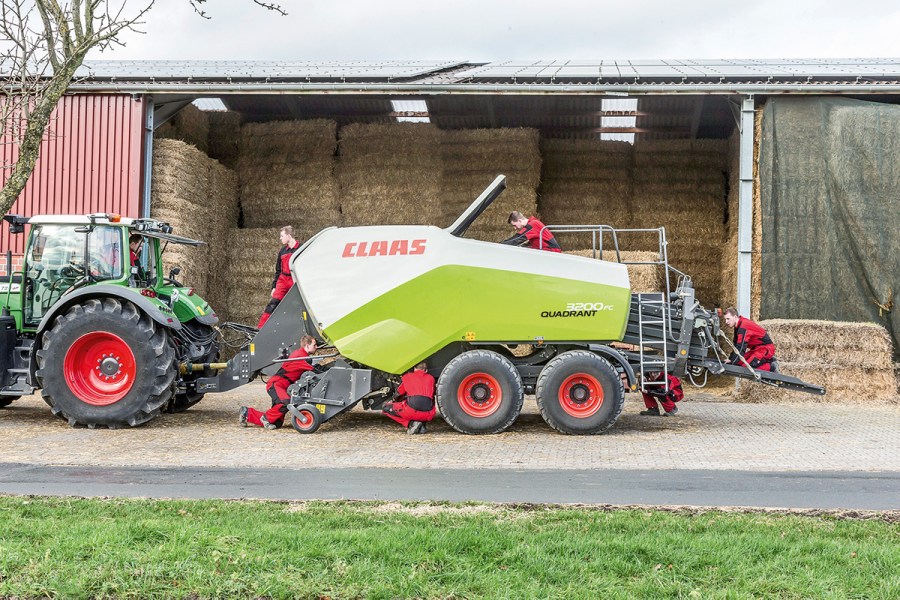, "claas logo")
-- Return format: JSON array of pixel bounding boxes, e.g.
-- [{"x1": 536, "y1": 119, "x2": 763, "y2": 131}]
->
[{"x1": 342, "y1": 239, "x2": 427, "y2": 258}]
